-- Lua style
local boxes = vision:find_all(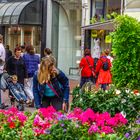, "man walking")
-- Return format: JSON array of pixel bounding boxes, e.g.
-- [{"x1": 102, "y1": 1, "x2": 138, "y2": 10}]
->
[{"x1": 0, "y1": 34, "x2": 6, "y2": 108}]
